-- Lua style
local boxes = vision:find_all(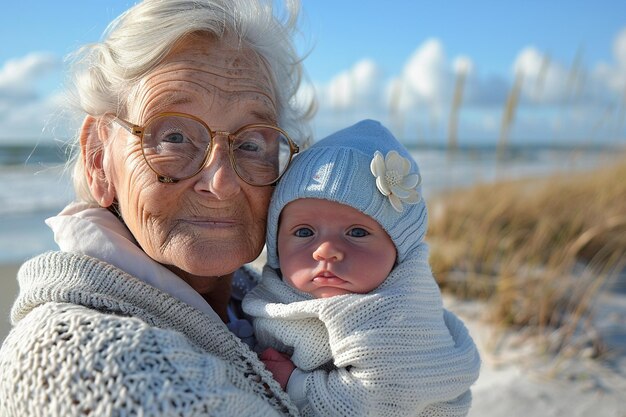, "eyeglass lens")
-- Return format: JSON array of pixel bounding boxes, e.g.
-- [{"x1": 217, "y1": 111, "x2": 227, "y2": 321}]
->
[{"x1": 141, "y1": 115, "x2": 293, "y2": 185}]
